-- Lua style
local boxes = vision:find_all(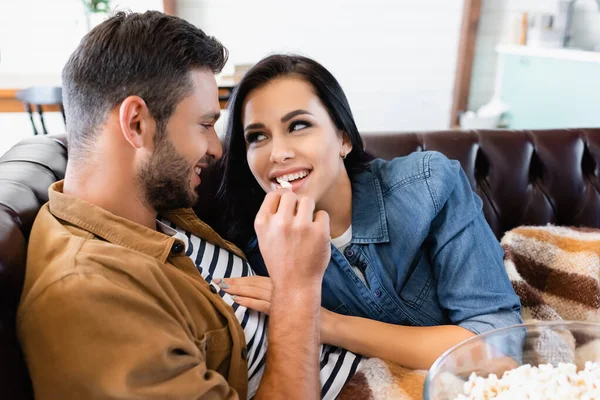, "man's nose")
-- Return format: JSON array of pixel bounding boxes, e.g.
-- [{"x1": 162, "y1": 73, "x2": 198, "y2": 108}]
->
[{"x1": 207, "y1": 129, "x2": 223, "y2": 160}]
